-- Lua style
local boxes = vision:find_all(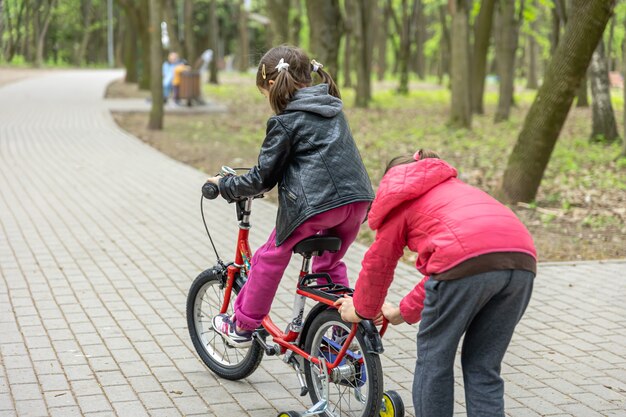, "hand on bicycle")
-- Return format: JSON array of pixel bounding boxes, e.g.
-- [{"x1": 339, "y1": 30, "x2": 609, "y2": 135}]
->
[
  {"x1": 382, "y1": 303, "x2": 405, "y2": 325},
  {"x1": 206, "y1": 176, "x2": 220, "y2": 185},
  {"x1": 334, "y1": 295, "x2": 361, "y2": 323},
  {"x1": 335, "y1": 295, "x2": 384, "y2": 325}
]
